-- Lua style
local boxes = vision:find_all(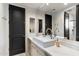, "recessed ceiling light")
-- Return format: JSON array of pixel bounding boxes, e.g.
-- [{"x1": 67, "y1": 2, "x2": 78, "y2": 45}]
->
[{"x1": 64, "y1": 3, "x2": 68, "y2": 5}]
